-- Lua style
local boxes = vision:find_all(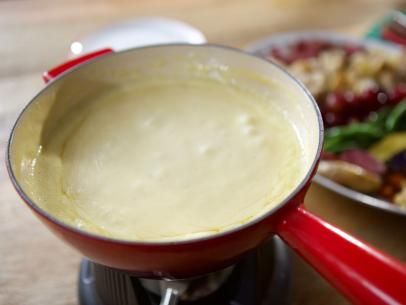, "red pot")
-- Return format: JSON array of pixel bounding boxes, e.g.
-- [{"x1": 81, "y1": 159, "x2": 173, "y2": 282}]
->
[{"x1": 7, "y1": 45, "x2": 406, "y2": 305}]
